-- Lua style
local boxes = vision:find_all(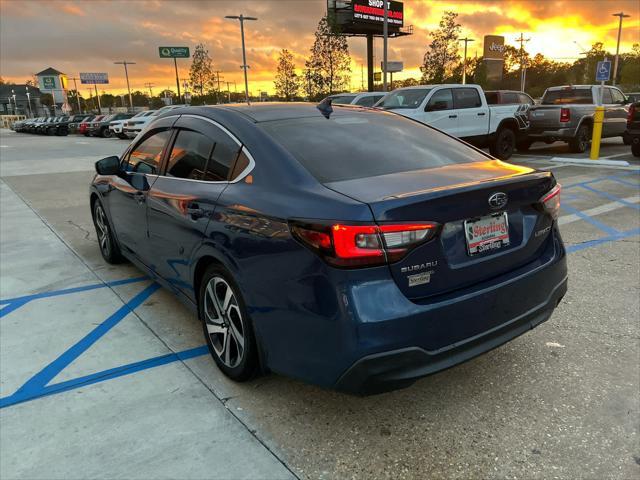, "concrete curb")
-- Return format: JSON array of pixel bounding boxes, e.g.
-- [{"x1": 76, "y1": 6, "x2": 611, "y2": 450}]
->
[{"x1": 549, "y1": 156, "x2": 631, "y2": 167}]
